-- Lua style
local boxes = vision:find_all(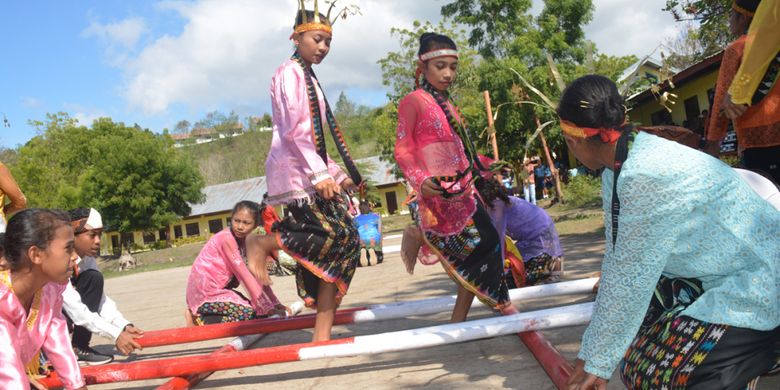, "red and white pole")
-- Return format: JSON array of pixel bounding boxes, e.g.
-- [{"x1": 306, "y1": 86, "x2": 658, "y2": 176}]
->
[
  {"x1": 39, "y1": 303, "x2": 592, "y2": 389},
  {"x1": 136, "y1": 278, "x2": 598, "y2": 348}
]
